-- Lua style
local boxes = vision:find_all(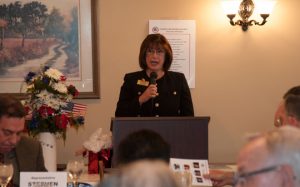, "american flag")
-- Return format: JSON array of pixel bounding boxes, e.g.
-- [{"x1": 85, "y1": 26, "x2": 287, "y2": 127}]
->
[{"x1": 62, "y1": 102, "x2": 87, "y2": 117}]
